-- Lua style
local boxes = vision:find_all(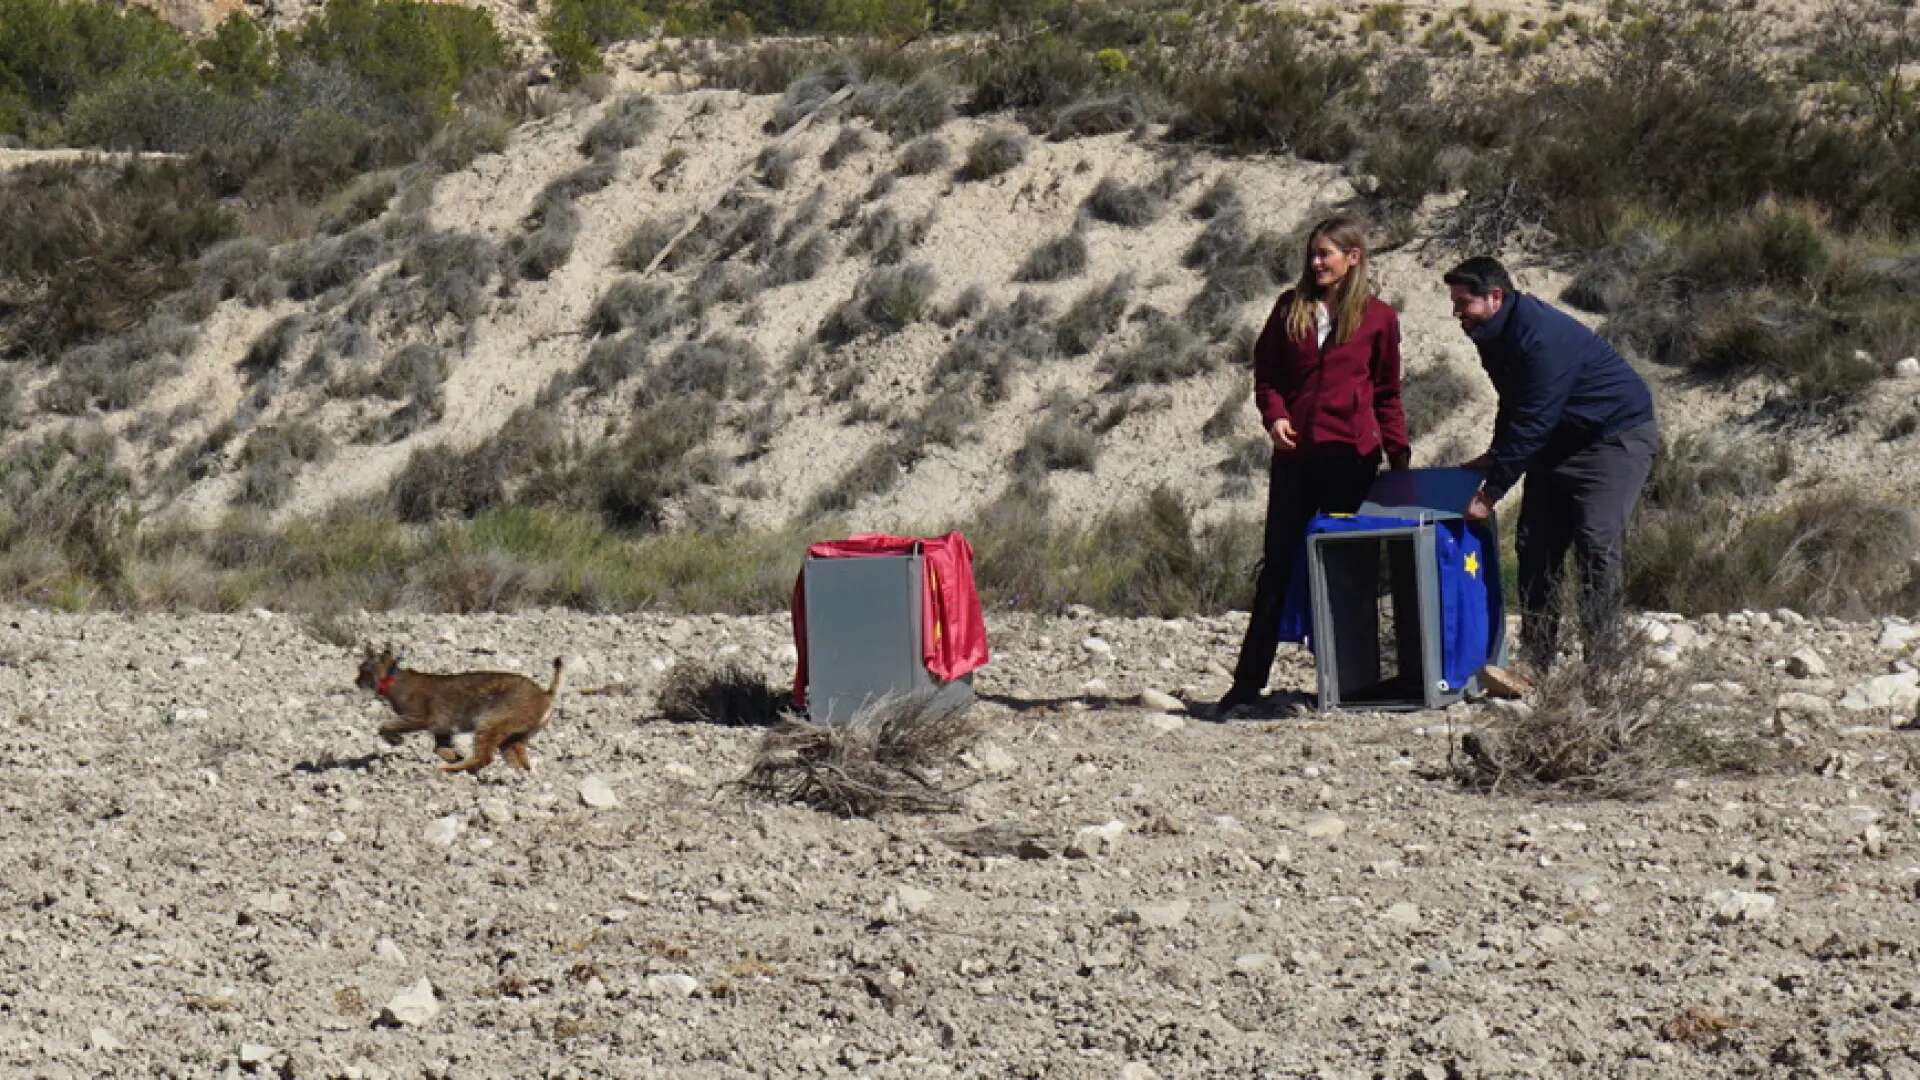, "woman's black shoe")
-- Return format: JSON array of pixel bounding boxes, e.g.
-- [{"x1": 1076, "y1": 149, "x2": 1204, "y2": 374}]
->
[{"x1": 1206, "y1": 687, "x2": 1263, "y2": 721}]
